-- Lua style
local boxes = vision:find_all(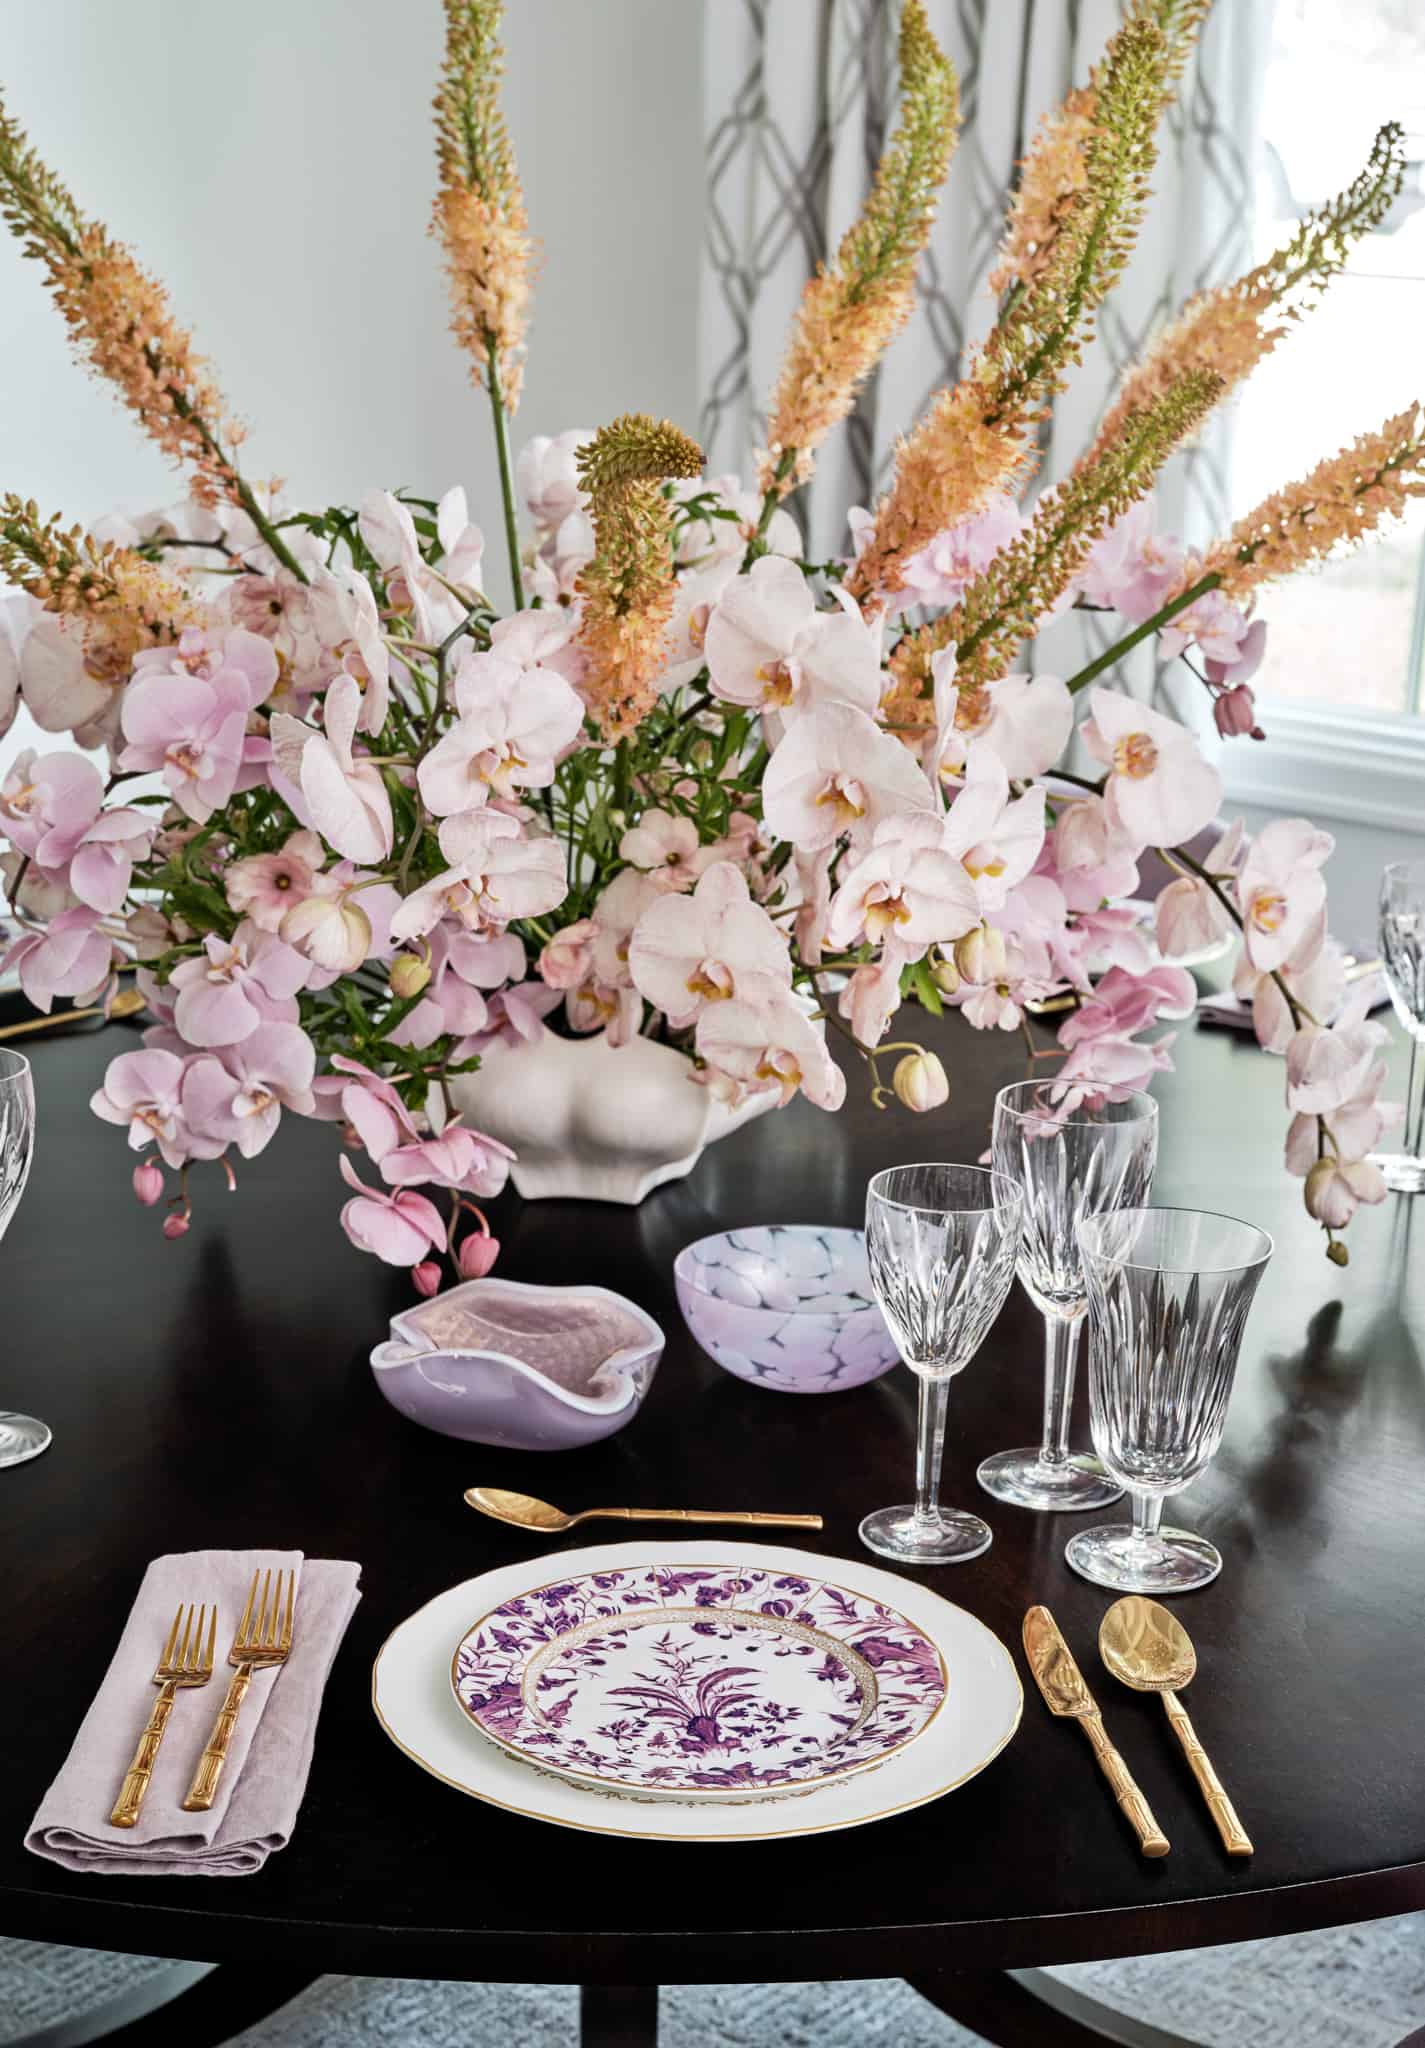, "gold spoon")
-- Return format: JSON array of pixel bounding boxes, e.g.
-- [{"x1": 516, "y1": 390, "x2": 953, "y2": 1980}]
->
[
  {"x1": 0, "y1": 987, "x2": 146, "y2": 1039},
  {"x1": 1100, "y1": 1596, "x2": 1253, "y2": 1857},
  {"x1": 465, "y1": 1486, "x2": 822, "y2": 1535}
]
